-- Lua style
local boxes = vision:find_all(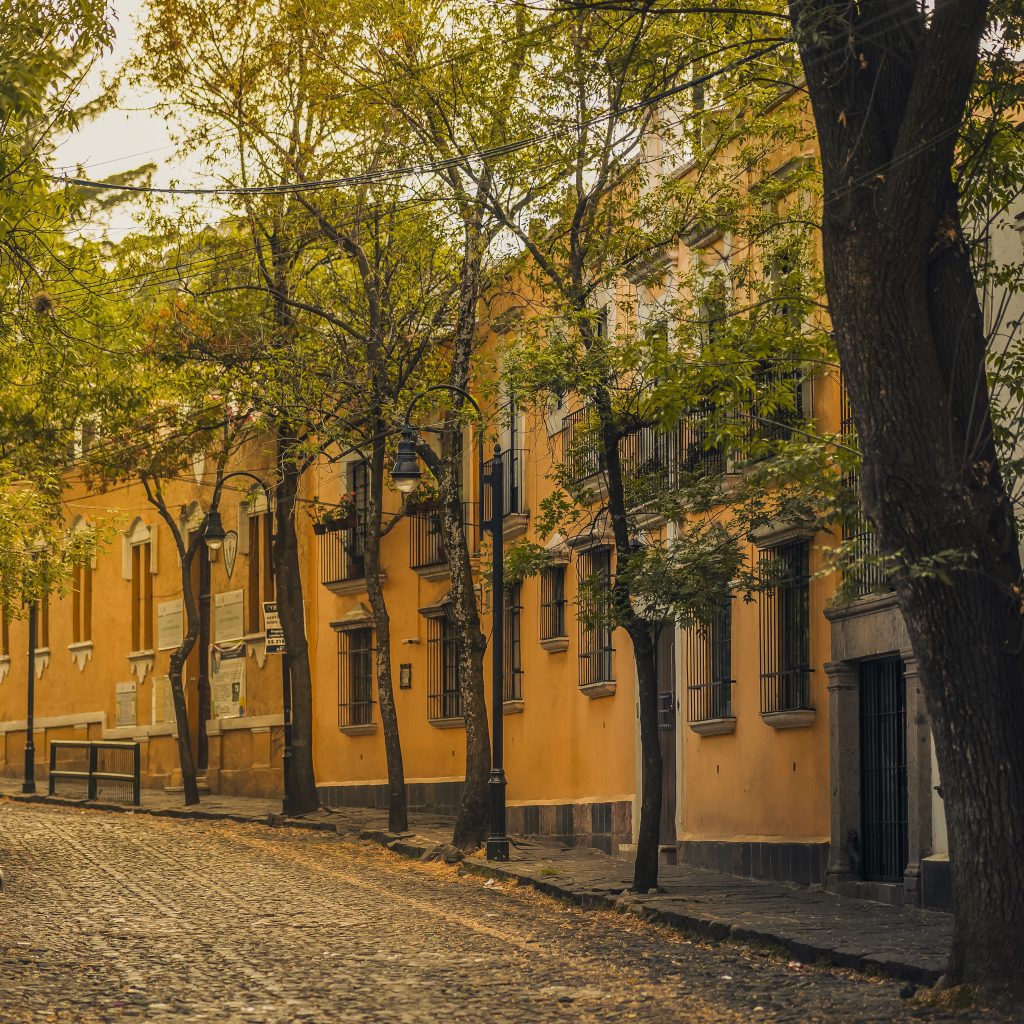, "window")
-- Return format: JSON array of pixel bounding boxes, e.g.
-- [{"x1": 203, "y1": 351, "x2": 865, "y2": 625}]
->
[
  {"x1": 72, "y1": 559, "x2": 93, "y2": 644},
  {"x1": 246, "y1": 507, "x2": 274, "y2": 634},
  {"x1": 131, "y1": 541, "x2": 153, "y2": 652},
  {"x1": 37, "y1": 595, "x2": 50, "y2": 649},
  {"x1": 540, "y1": 565, "x2": 567, "y2": 640},
  {"x1": 347, "y1": 460, "x2": 369, "y2": 577},
  {"x1": 578, "y1": 548, "x2": 614, "y2": 688},
  {"x1": 1, "y1": 608, "x2": 9, "y2": 656},
  {"x1": 503, "y1": 583, "x2": 523, "y2": 702},
  {"x1": 338, "y1": 627, "x2": 375, "y2": 728},
  {"x1": 759, "y1": 540, "x2": 812, "y2": 713},
  {"x1": 427, "y1": 609, "x2": 462, "y2": 720},
  {"x1": 686, "y1": 602, "x2": 733, "y2": 723}
]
